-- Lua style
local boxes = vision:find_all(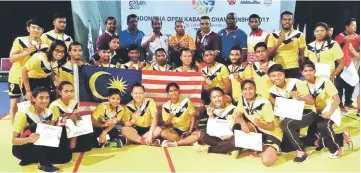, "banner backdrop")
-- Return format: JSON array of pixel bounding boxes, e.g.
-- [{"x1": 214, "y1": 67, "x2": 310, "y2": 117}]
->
[{"x1": 121, "y1": 0, "x2": 281, "y2": 37}]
